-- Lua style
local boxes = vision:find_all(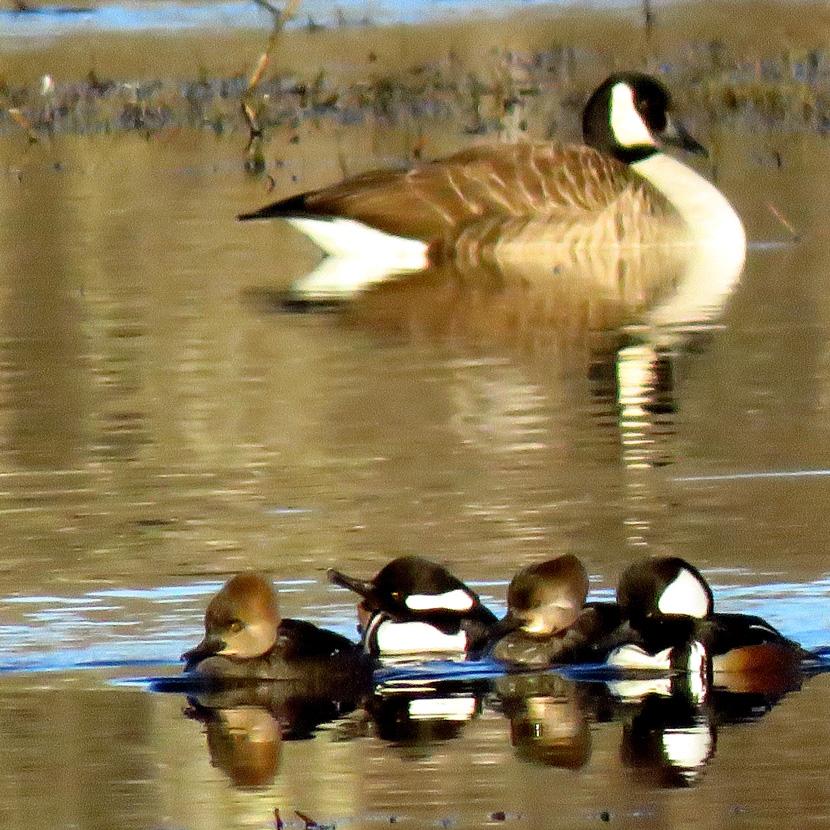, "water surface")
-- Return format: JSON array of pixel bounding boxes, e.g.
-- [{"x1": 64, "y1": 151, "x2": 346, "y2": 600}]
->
[{"x1": 1, "y1": 41, "x2": 830, "y2": 829}]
